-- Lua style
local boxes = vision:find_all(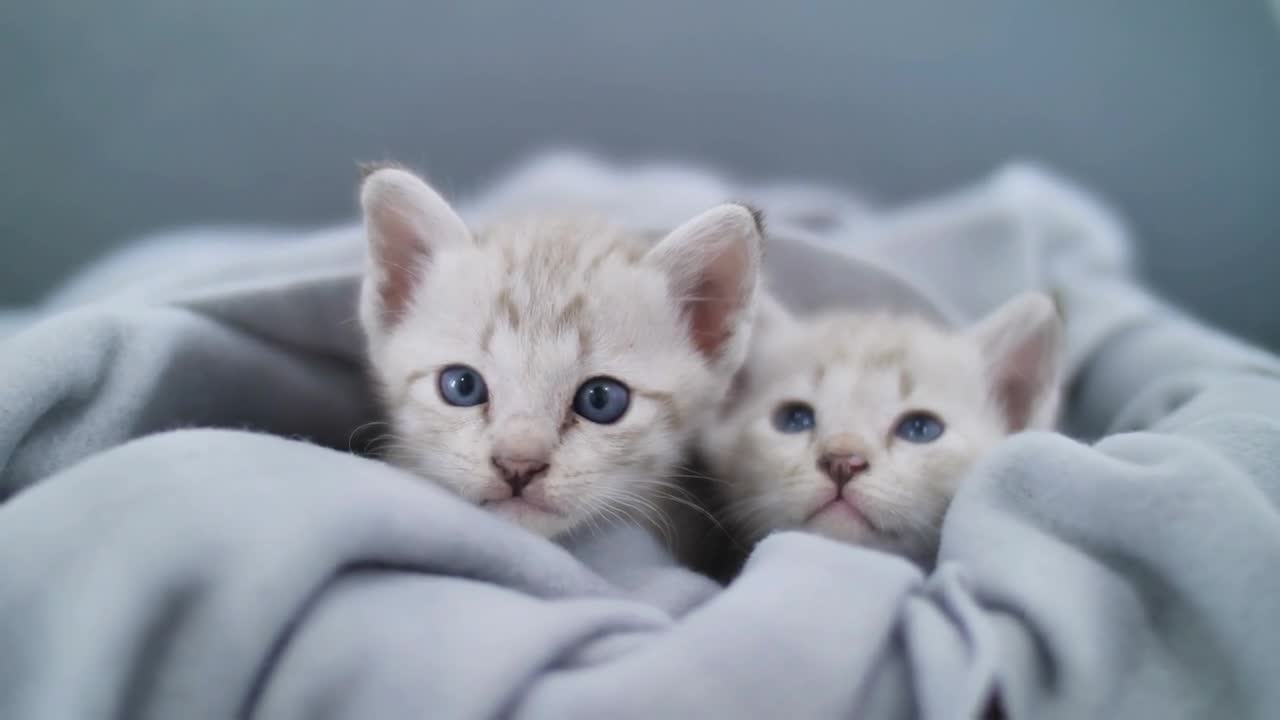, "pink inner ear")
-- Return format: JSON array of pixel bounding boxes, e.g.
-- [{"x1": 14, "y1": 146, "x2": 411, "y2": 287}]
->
[
  {"x1": 683, "y1": 239, "x2": 752, "y2": 361},
  {"x1": 993, "y1": 336, "x2": 1052, "y2": 432},
  {"x1": 371, "y1": 214, "x2": 429, "y2": 325},
  {"x1": 688, "y1": 279, "x2": 734, "y2": 358},
  {"x1": 650, "y1": 203, "x2": 760, "y2": 363},
  {"x1": 996, "y1": 371, "x2": 1035, "y2": 432}
]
